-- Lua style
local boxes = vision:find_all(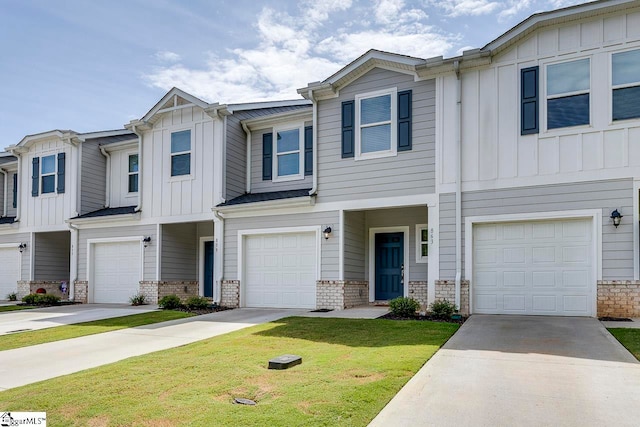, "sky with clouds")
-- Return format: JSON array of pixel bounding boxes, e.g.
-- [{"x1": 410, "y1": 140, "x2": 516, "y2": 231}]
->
[{"x1": 0, "y1": 0, "x2": 587, "y2": 146}]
